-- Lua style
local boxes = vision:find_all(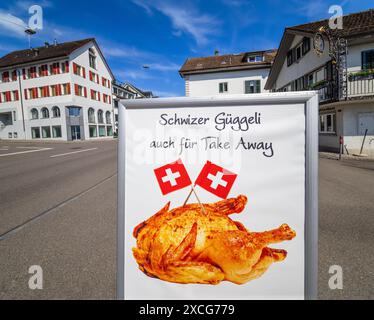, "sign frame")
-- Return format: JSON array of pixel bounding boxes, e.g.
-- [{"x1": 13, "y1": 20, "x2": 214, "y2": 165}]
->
[{"x1": 117, "y1": 92, "x2": 319, "y2": 300}]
